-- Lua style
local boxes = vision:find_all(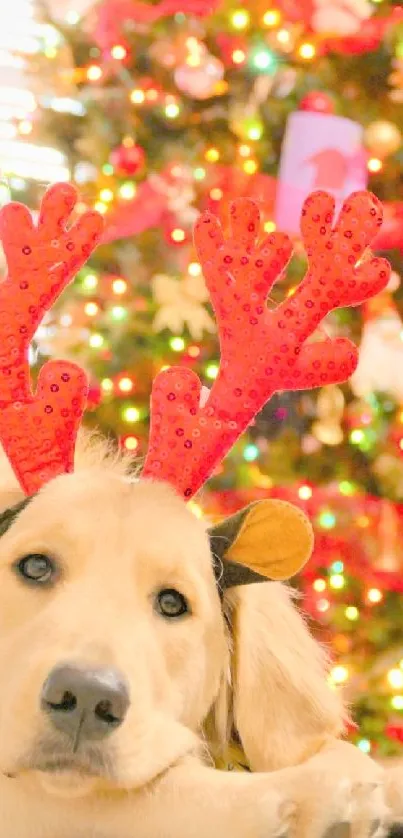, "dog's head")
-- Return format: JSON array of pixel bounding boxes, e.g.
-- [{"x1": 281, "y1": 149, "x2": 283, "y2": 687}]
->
[{"x1": 0, "y1": 438, "x2": 323, "y2": 800}]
